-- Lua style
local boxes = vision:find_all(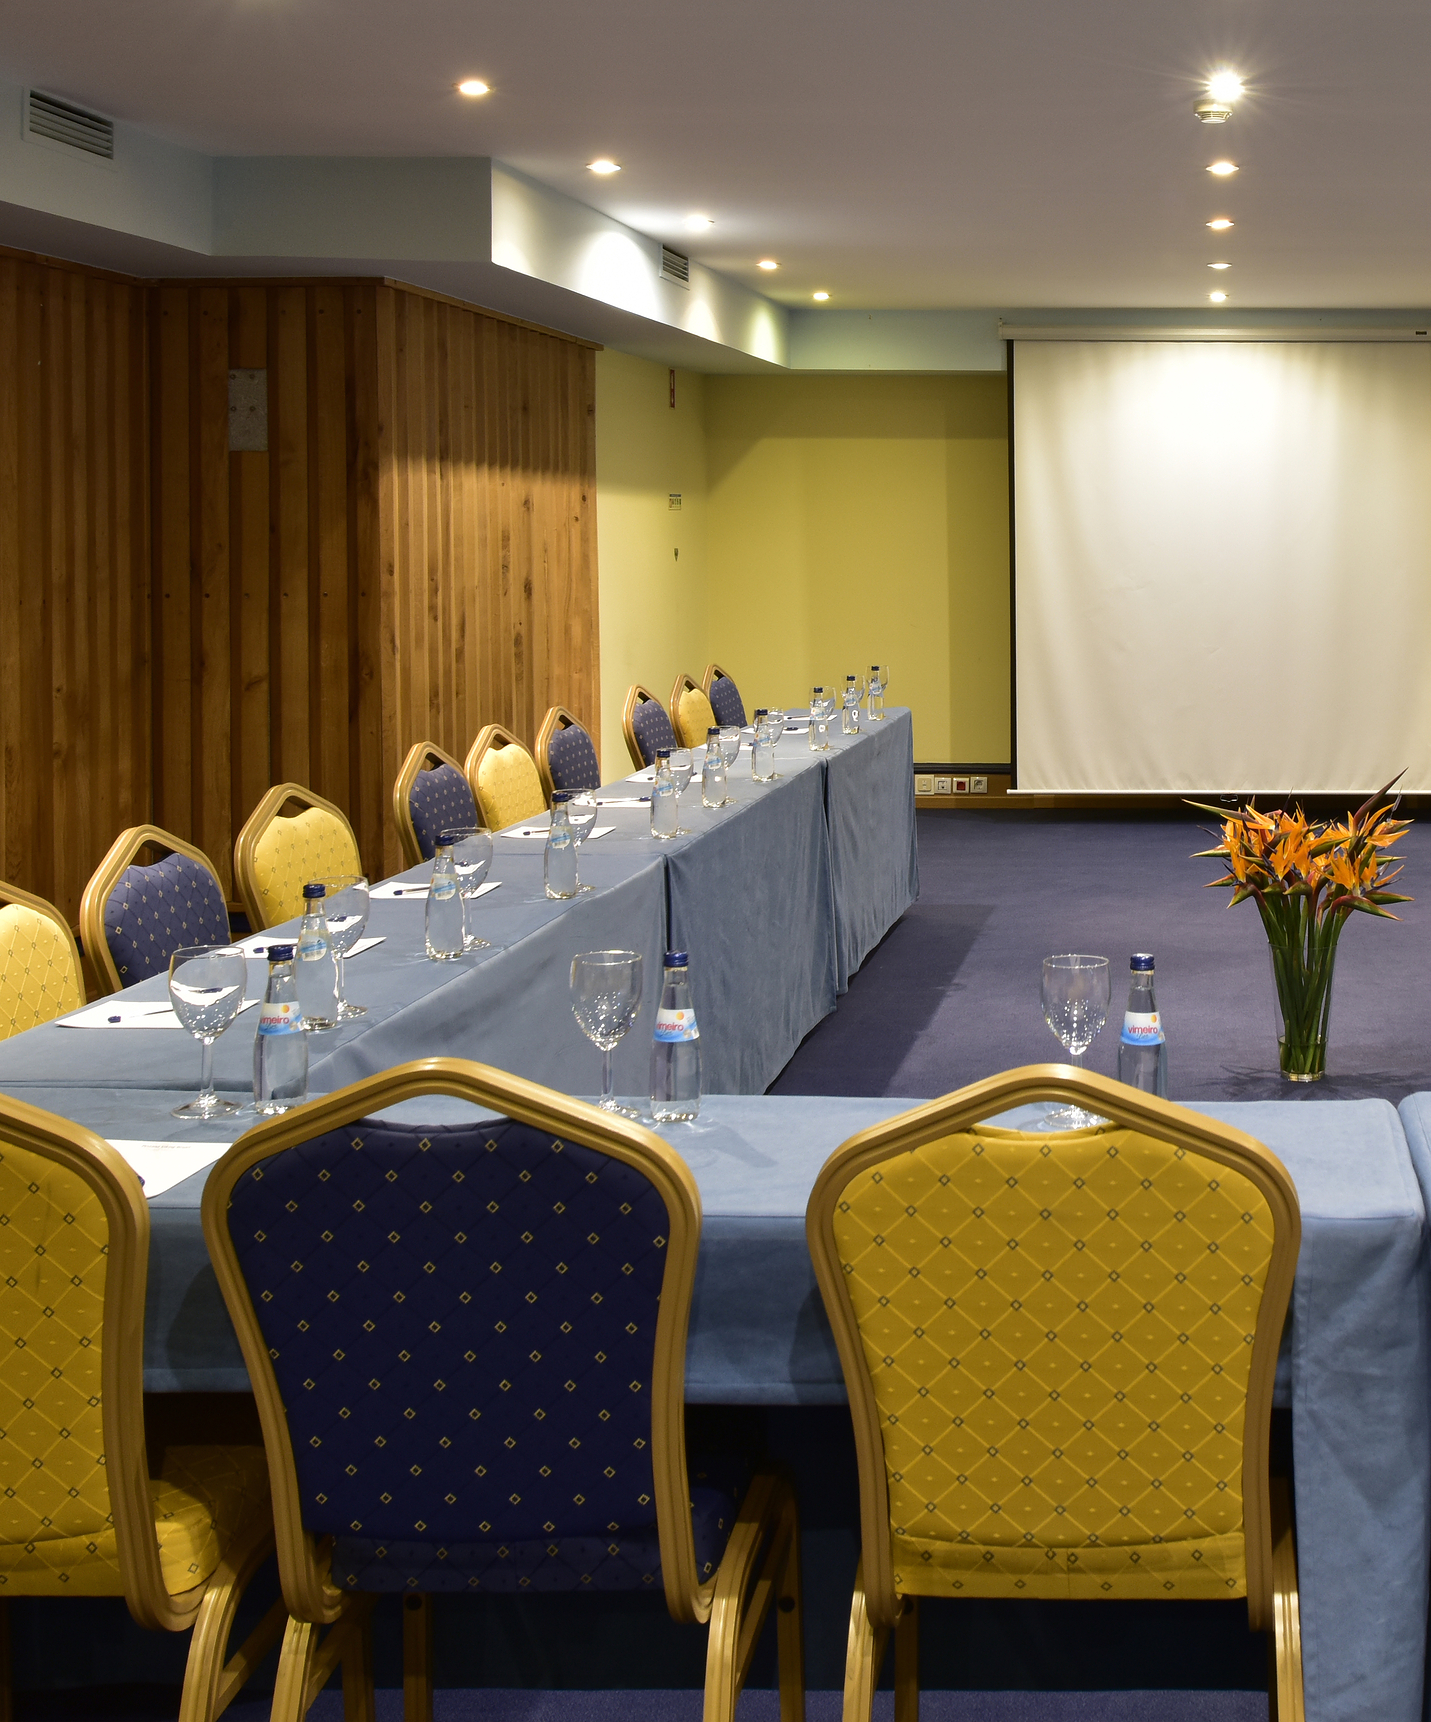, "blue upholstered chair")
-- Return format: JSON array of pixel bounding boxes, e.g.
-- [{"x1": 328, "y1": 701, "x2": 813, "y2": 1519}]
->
[
  {"x1": 703, "y1": 663, "x2": 748, "y2": 730},
  {"x1": 202, "y1": 1060, "x2": 804, "y2": 1722},
  {"x1": 80, "y1": 827, "x2": 232, "y2": 996},
  {"x1": 393, "y1": 742, "x2": 482, "y2": 866},
  {"x1": 535, "y1": 704, "x2": 602, "y2": 801},
  {"x1": 621, "y1": 683, "x2": 679, "y2": 771}
]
